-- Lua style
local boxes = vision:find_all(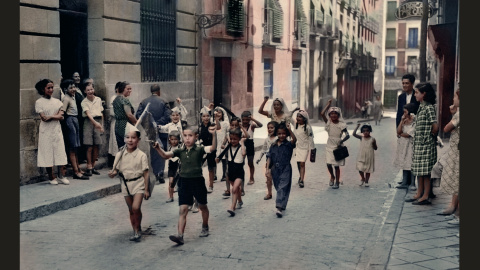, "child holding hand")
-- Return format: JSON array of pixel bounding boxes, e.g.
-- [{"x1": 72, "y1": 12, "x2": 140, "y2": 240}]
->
[
  {"x1": 152, "y1": 124, "x2": 217, "y2": 245},
  {"x1": 353, "y1": 123, "x2": 378, "y2": 187},
  {"x1": 256, "y1": 121, "x2": 278, "y2": 200},
  {"x1": 165, "y1": 130, "x2": 182, "y2": 203}
]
